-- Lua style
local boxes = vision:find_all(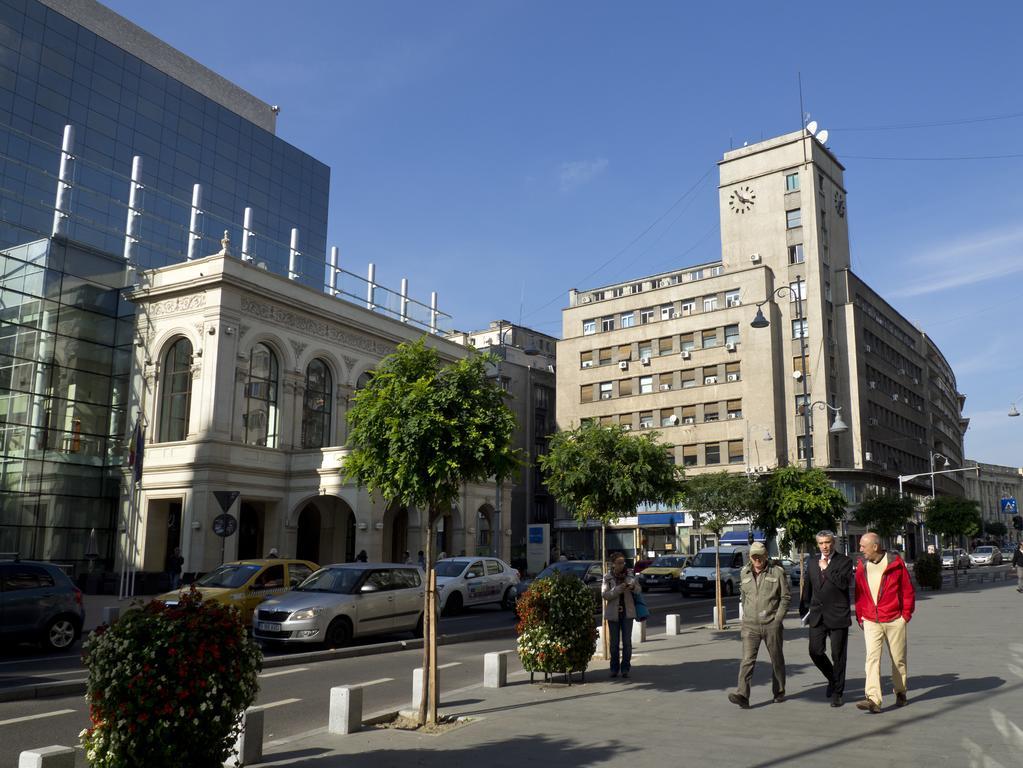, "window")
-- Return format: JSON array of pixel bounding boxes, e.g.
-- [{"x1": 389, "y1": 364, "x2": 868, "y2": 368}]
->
[
  {"x1": 798, "y1": 435, "x2": 814, "y2": 462},
  {"x1": 681, "y1": 371, "x2": 696, "y2": 389},
  {"x1": 703, "y1": 296, "x2": 718, "y2": 312},
  {"x1": 599, "y1": 381, "x2": 613, "y2": 399},
  {"x1": 724, "y1": 325, "x2": 740, "y2": 346},
  {"x1": 657, "y1": 373, "x2": 673, "y2": 390},
  {"x1": 681, "y1": 299, "x2": 695, "y2": 315},
  {"x1": 789, "y1": 280, "x2": 807, "y2": 302},
  {"x1": 1, "y1": 564, "x2": 55, "y2": 591},
  {"x1": 728, "y1": 440, "x2": 744, "y2": 464},
  {"x1": 680, "y1": 333, "x2": 695, "y2": 352},
  {"x1": 658, "y1": 337, "x2": 674, "y2": 355},
  {"x1": 786, "y1": 209, "x2": 802, "y2": 229},
  {"x1": 159, "y1": 337, "x2": 193, "y2": 442},
  {"x1": 795, "y1": 393, "x2": 810, "y2": 412},
  {"x1": 580, "y1": 351, "x2": 594, "y2": 368},
  {"x1": 702, "y1": 330, "x2": 718, "y2": 348},
  {"x1": 619, "y1": 378, "x2": 633, "y2": 396},
  {"x1": 661, "y1": 412, "x2": 676, "y2": 427},
  {"x1": 792, "y1": 319, "x2": 808, "y2": 339},
  {"x1": 289, "y1": 562, "x2": 314, "y2": 587},
  {"x1": 710, "y1": 265, "x2": 724, "y2": 276},
  {"x1": 788, "y1": 244, "x2": 805, "y2": 264},
  {"x1": 725, "y1": 290, "x2": 741, "y2": 308},
  {"x1": 825, "y1": 281, "x2": 832, "y2": 302},
  {"x1": 681, "y1": 405, "x2": 696, "y2": 424},
  {"x1": 639, "y1": 376, "x2": 653, "y2": 394},
  {"x1": 617, "y1": 344, "x2": 632, "y2": 361},
  {"x1": 244, "y1": 343, "x2": 279, "y2": 447},
  {"x1": 639, "y1": 342, "x2": 653, "y2": 360},
  {"x1": 598, "y1": 348, "x2": 613, "y2": 366},
  {"x1": 583, "y1": 319, "x2": 596, "y2": 335},
  {"x1": 534, "y1": 385, "x2": 550, "y2": 410},
  {"x1": 705, "y1": 443, "x2": 721, "y2": 464},
  {"x1": 612, "y1": 286, "x2": 625, "y2": 298},
  {"x1": 620, "y1": 312, "x2": 635, "y2": 328},
  {"x1": 640, "y1": 308, "x2": 655, "y2": 324},
  {"x1": 785, "y1": 172, "x2": 800, "y2": 191},
  {"x1": 726, "y1": 362, "x2": 741, "y2": 382},
  {"x1": 631, "y1": 283, "x2": 643, "y2": 294},
  {"x1": 486, "y1": 559, "x2": 505, "y2": 575},
  {"x1": 682, "y1": 445, "x2": 698, "y2": 467},
  {"x1": 704, "y1": 368, "x2": 719, "y2": 385},
  {"x1": 661, "y1": 304, "x2": 675, "y2": 321},
  {"x1": 301, "y1": 358, "x2": 333, "y2": 449},
  {"x1": 727, "y1": 400, "x2": 742, "y2": 419},
  {"x1": 601, "y1": 316, "x2": 615, "y2": 333},
  {"x1": 793, "y1": 356, "x2": 807, "y2": 377},
  {"x1": 639, "y1": 411, "x2": 654, "y2": 429},
  {"x1": 580, "y1": 384, "x2": 594, "y2": 402},
  {"x1": 690, "y1": 269, "x2": 704, "y2": 281},
  {"x1": 704, "y1": 403, "x2": 719, "y2": 421}
]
